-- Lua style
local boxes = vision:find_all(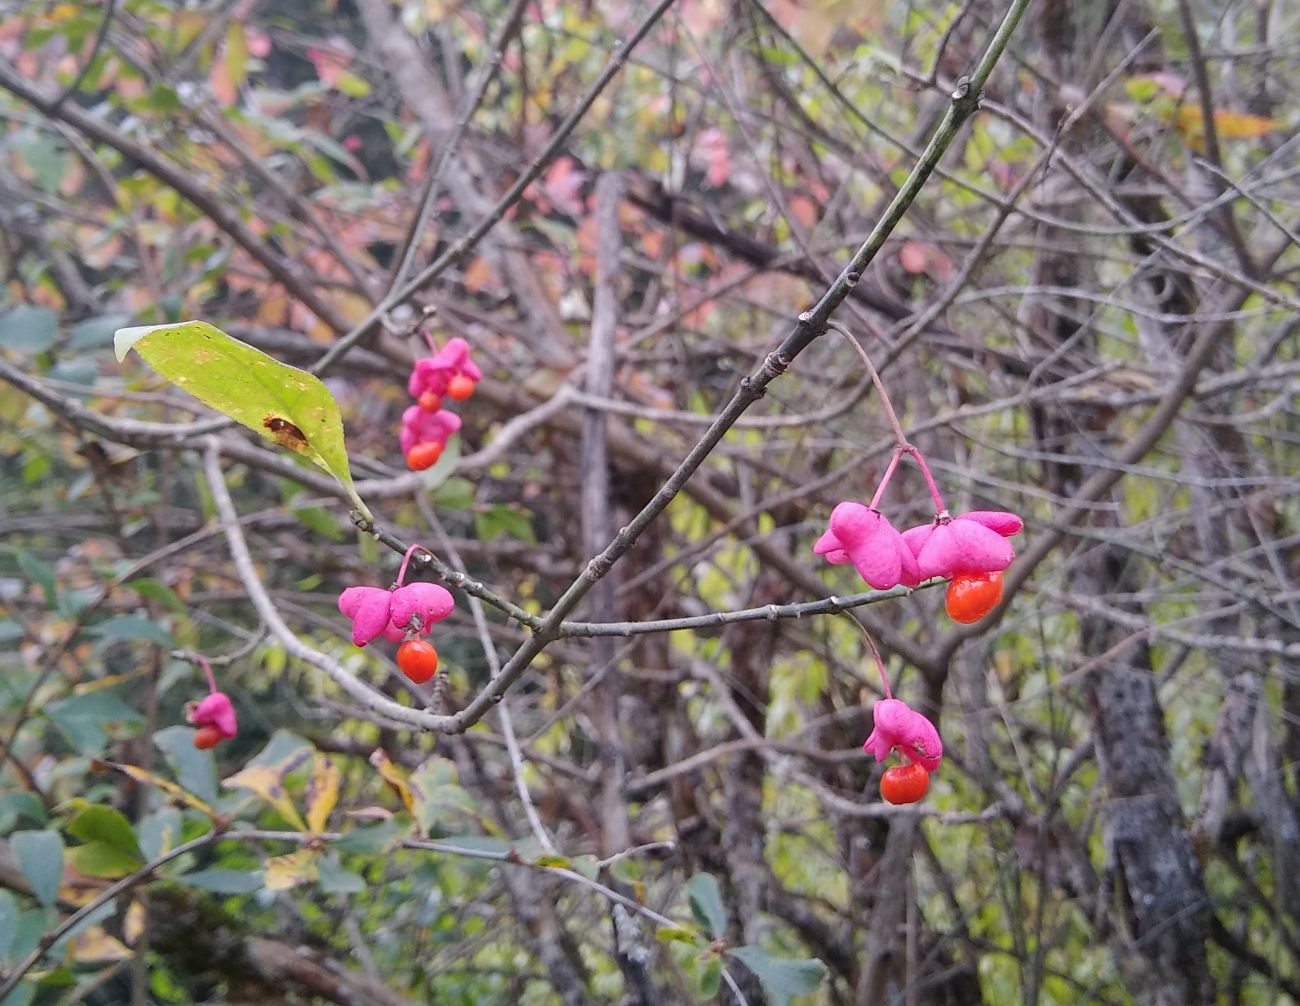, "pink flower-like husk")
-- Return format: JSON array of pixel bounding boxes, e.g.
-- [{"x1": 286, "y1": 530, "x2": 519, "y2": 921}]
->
[
  {"x1": 902, "y1": 511, "x2": 1019, "y2": 579},
  {"x1": 190, "y1": 691, "x2": 238, "y2": 739},
  {"x1": 389, "y1": 581, "x2": 455, "y2": 630},
  {"x1": 812, "y1": 527, "x2": 851, "y2": 565},
  {"x1": 407, "y1": 338, "x2": 483, "y2": 398},
  {"x1": 338, "y1": 585, "x2": 393, "y2": 647},
  {"x1": 826, "y1": 502, "x2": 922, "y2": 590},
  {"x1": 340, "y1": 582, "x2": 456, "y2": 646},
  {"x1": 399, "y1": 406, "x2": 462, "y2": 455},
  {"x1": 863, "y1": 698, "x2": 942, "y2": 771}
]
